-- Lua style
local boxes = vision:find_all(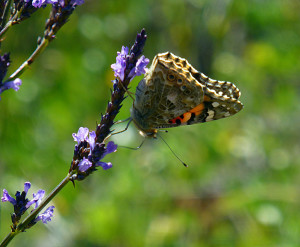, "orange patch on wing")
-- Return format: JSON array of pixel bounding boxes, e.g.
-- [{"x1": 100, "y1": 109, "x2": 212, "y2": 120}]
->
[
  {"x1": 204, "y1": 95, "x2": 211, "y2": 101},
  {"x1": 169, "y1": 103, "x2": 205, "y2": 124},
  {"x1": 169, "y1": 113, "x2": 189, "y2": 124},
  {"x1": 190, "y1": 103, "x2": 204, "y2": 116}
]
